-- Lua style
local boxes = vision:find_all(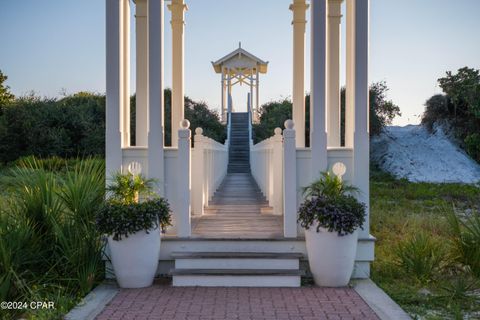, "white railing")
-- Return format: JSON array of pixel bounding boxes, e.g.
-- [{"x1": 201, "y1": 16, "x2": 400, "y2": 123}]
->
[
  {"x1": 191, "y1": 128, "x2": 228, "y2": 216},
  {"x1": 250, "y1": 128, "x2": 283, "y2": 216}
]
